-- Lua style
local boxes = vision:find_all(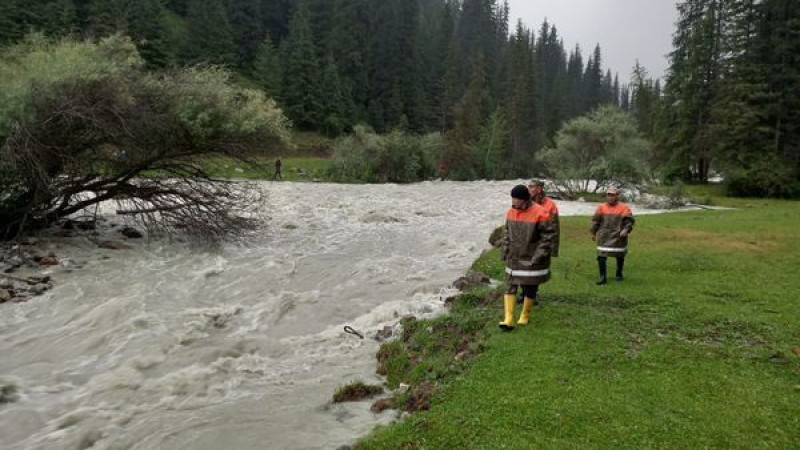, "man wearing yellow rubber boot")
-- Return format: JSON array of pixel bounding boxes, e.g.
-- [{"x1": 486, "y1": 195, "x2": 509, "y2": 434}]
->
[{"x1": 499, "y1": 185, "x2": 557, "y2": 331}]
